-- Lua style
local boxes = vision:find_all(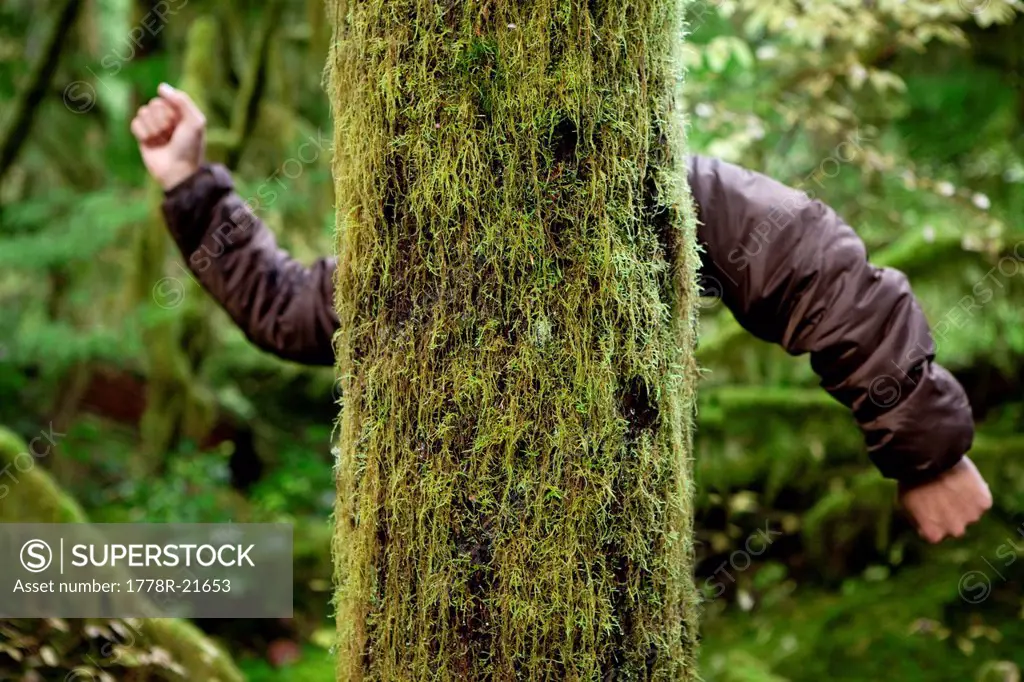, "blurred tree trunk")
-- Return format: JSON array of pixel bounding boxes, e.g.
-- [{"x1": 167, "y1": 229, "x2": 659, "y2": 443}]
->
[
  {"x1": 327, "y1": 0, "x2": 702, "y2": 679},
  {"x1": 132, "y1": 17, "x2": 219, "y2": 471}
]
